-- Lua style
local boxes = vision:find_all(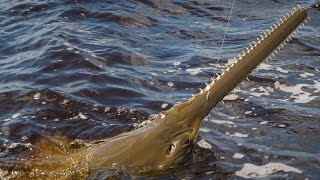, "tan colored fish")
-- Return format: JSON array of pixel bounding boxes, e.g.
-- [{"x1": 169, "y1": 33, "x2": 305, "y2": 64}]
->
[{"x1": 1, "y1": 6, "x2": 308, "y2": 179}]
